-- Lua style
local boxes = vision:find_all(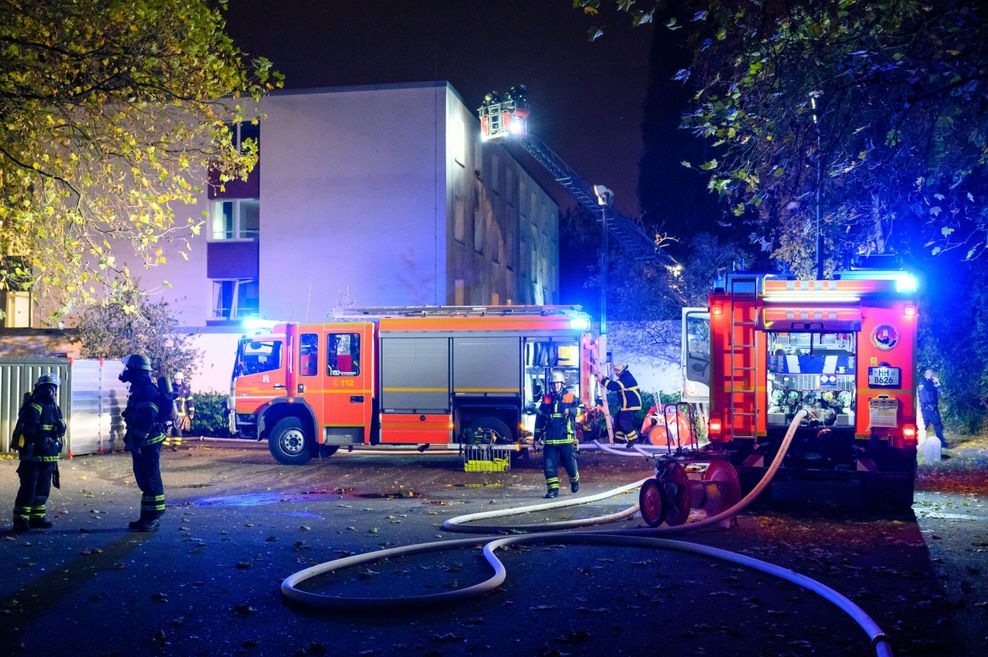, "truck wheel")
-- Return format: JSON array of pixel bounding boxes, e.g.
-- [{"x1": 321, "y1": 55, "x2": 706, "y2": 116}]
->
[
  {"x1": 269, "y1": 417, "x2": 313, "y2": 465},
  {"x1": 467, "y1": 416, "x2": 513, "y2": 444},
  {"x1": 318, "y1": 445, "x2": 340, "y2": 458}
]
